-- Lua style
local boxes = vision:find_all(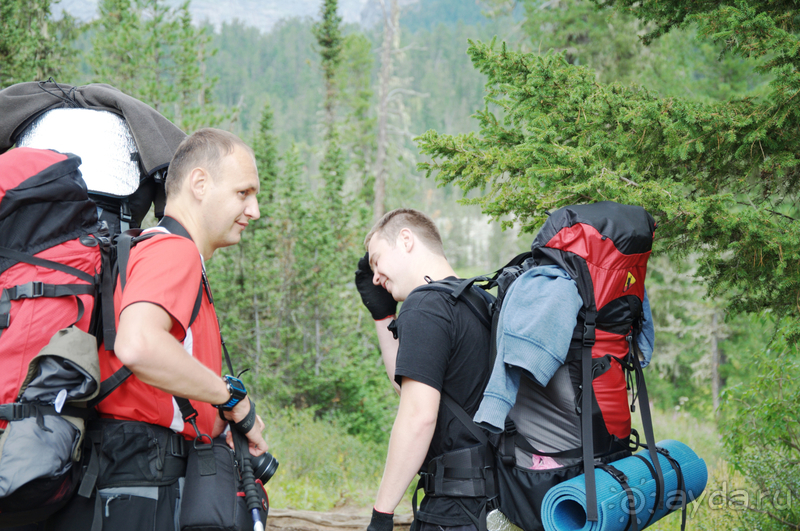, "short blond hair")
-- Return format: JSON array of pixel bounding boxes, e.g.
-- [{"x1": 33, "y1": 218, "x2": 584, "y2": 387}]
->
[
  {"x1": 165, "y1": 128, "x2": 254, "y2": 198},
  {"x1": 365, "y1": 208, "x2": 445, "y2": 257}
]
